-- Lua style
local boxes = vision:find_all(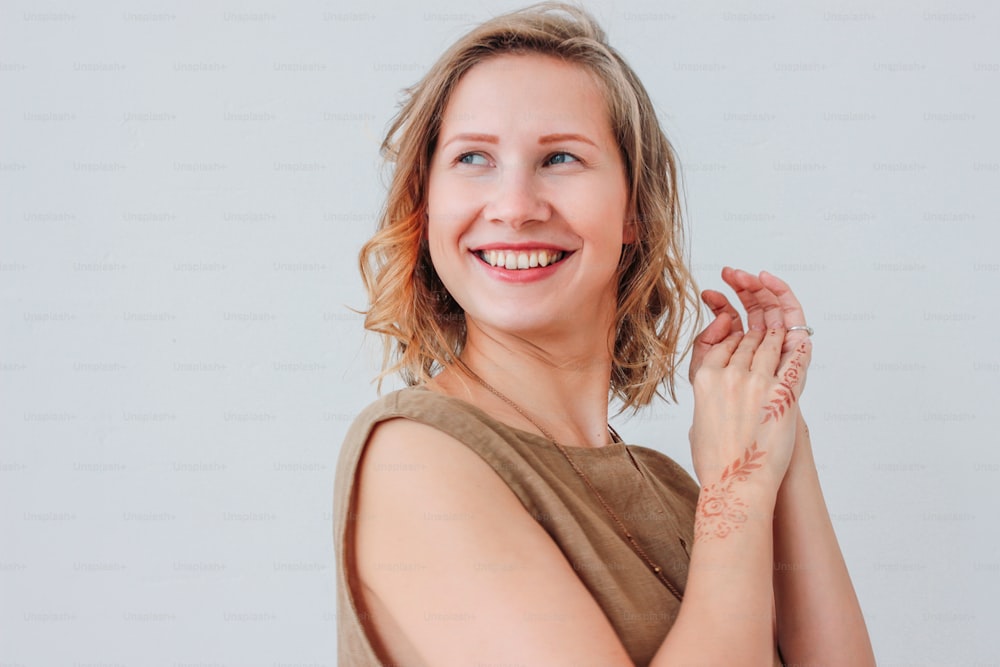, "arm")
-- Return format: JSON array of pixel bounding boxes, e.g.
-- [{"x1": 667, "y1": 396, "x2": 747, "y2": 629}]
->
[
  {"x1": 697, "y1": 267, "x2": 876, "y2": 665},
  {"x1": 354, "y1": 402, "x2": 796, "y2": 666},
  {"x1": 663, "y1": 317, "x2": 808, "y2": 665},
  {"x1": 655, "y1": 466, "x2": 780, "y2": 664},
  {"x1": 354, "y1": 418, "x2": 633, "y2": 667},
  {"x1": 771, "y1": 413, "x2": 876, "y2": 664}
]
